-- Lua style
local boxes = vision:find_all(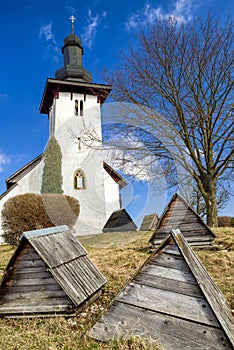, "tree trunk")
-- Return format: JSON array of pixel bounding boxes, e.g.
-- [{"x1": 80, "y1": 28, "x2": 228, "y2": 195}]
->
[{"x1": 205, "y1": 179, "x2": 218, "y2": 227}]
